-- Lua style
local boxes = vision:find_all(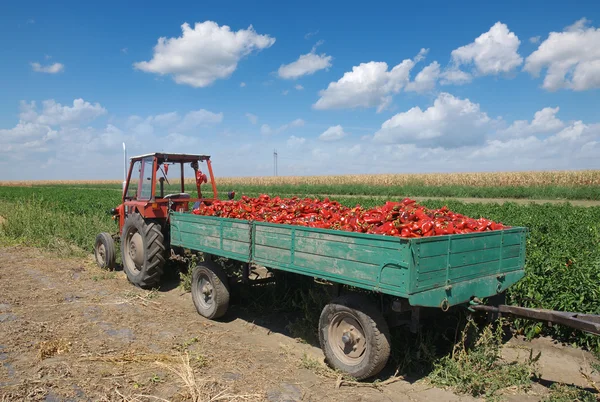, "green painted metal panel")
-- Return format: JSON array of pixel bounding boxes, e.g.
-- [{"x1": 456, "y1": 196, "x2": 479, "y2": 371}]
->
[
  {"x1": 409, "y1": 269, "x2": 525, "y2": 308},
  {"x1": 169, "y1": 212, "x2": 527, "y2": 307},
  {"x1": 170, "y1": 212, "x2": 251, "y2": 262}
]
